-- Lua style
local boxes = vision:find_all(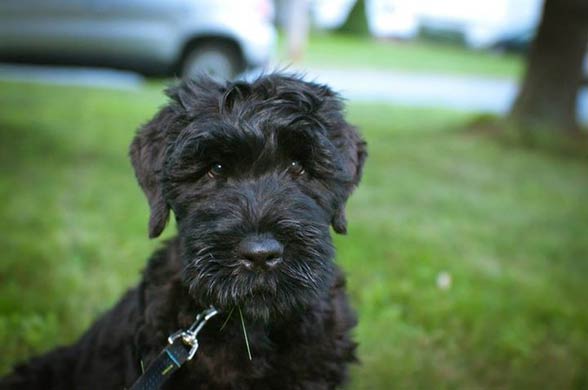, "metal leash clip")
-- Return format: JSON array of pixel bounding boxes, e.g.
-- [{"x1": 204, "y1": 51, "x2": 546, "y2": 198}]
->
[{"x1": 167, "y1": 307, "x2": 218, "y2": 360}]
